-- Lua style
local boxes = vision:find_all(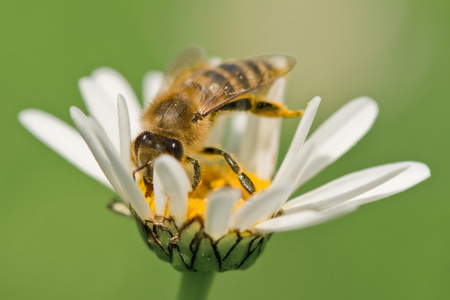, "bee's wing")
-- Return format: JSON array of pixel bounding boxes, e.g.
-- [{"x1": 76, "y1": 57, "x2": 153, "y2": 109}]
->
[
  {"x1": 197, "y1": 54, "x2": 296, "y2": 116},
  {"x1": 162, "y1": 46, "x2": 209, "y2": 88}
]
